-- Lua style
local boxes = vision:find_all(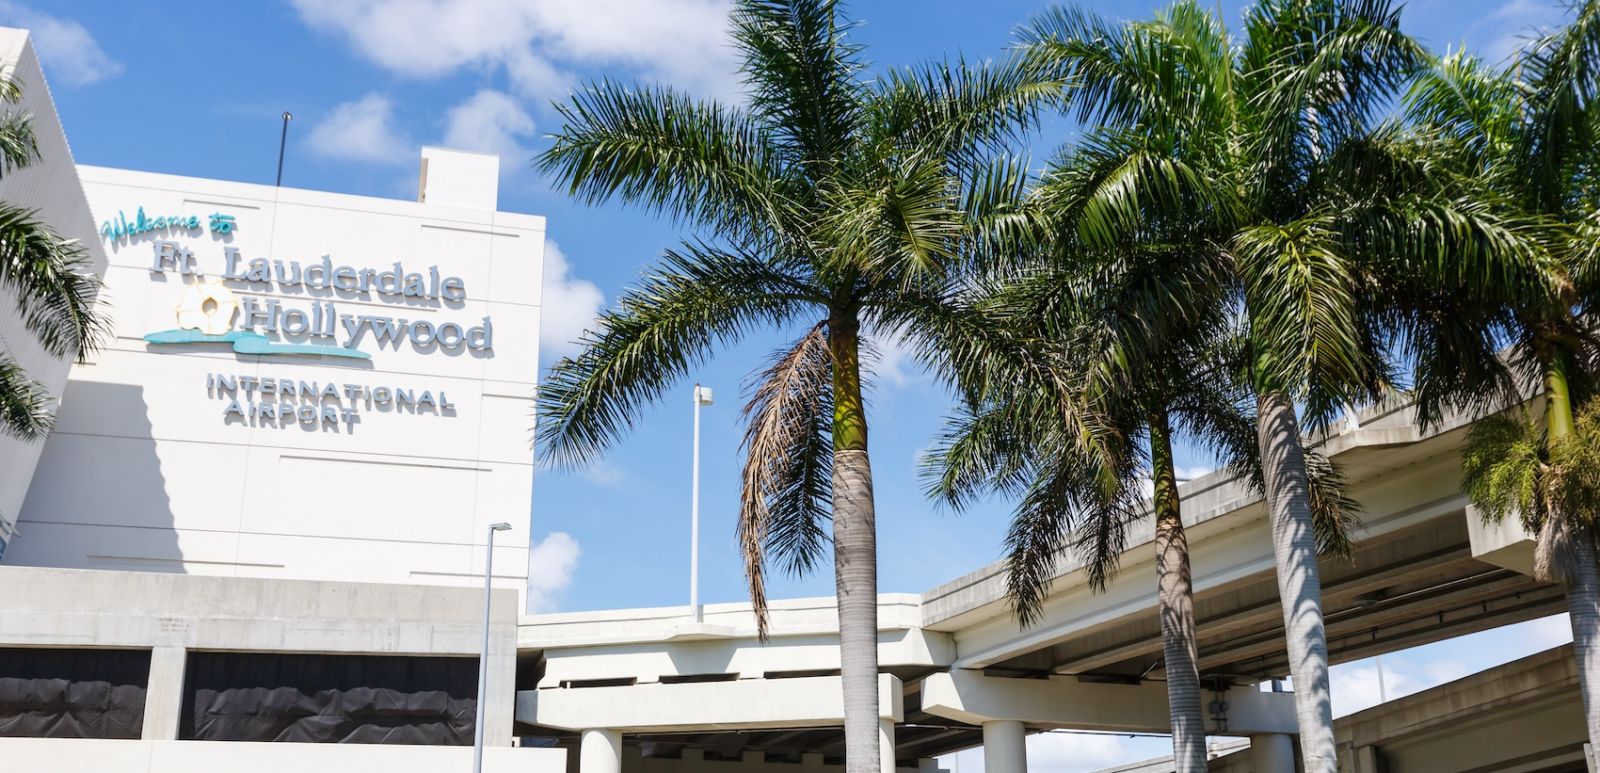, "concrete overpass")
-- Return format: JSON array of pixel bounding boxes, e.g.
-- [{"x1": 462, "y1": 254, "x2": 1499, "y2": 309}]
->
[{"x1": 516, "y1": 395, "x2": 1570, "y2": 771}]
